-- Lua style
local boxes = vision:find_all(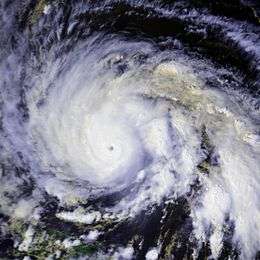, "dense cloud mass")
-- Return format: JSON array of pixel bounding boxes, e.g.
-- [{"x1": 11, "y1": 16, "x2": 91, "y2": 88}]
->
[{"x1": 0, "y1": 0, "x2": 260, "y2": 259}]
